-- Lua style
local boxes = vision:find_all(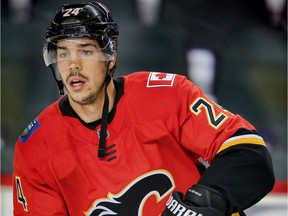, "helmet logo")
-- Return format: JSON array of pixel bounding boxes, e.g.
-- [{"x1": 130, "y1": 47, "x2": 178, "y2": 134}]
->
[{"x1": 62, "y1": 8, "x2": 82, "y2": 17}]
